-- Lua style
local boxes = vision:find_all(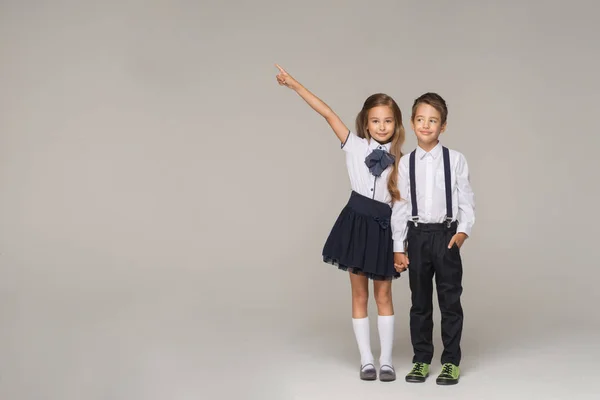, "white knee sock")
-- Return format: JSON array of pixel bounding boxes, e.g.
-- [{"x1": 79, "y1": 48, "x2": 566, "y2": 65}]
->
[
  {"x1": 352, "y1": 317, "x2": 374, "y2": 369},
  {"x1": 378, "y1": 315, "x2": 395, "y2": 370}
]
